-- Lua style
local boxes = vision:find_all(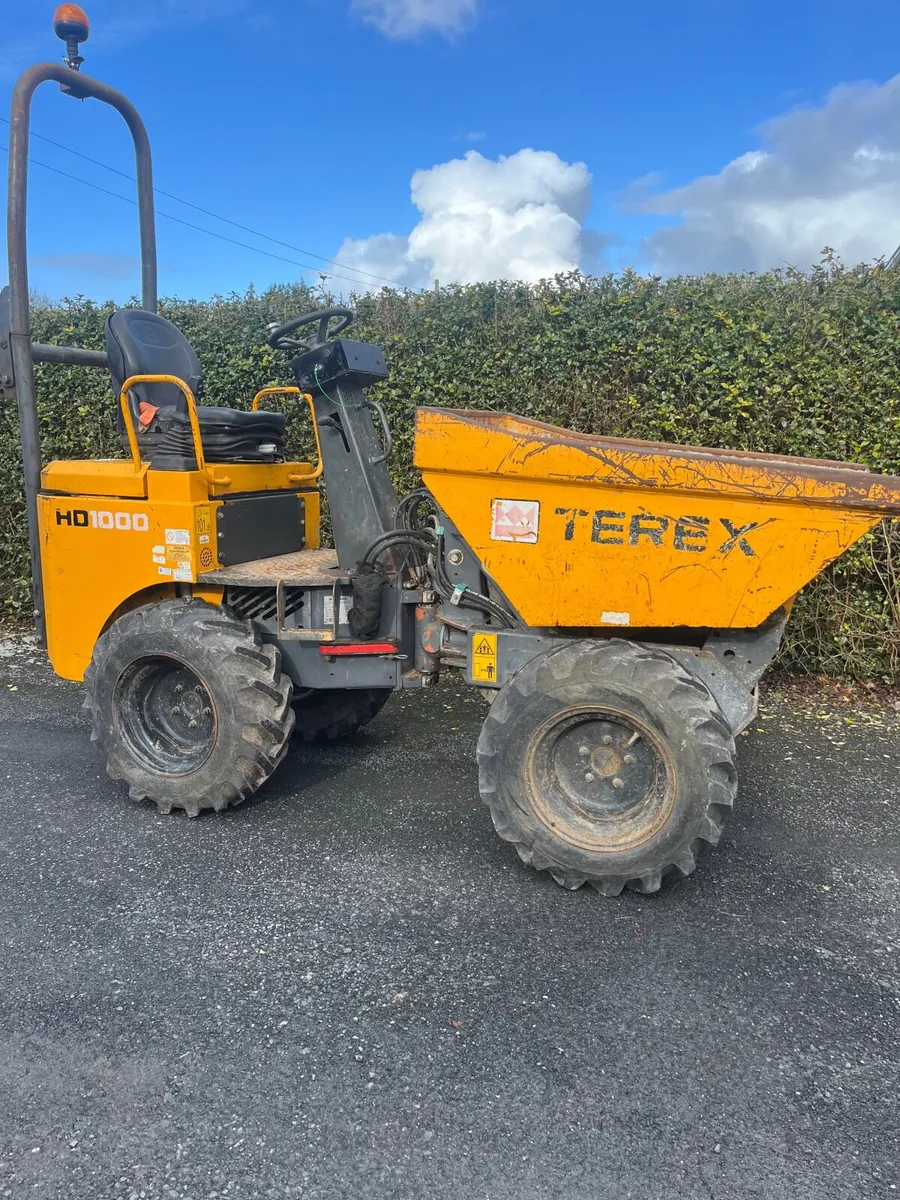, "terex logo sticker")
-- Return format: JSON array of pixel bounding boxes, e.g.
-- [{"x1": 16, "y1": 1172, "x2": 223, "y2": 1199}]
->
[{"x1": 554, "y1": 508, "x2": 772, "y2": 558}]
